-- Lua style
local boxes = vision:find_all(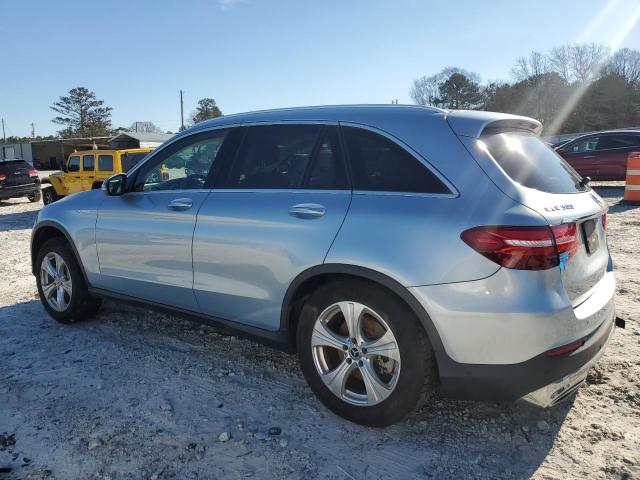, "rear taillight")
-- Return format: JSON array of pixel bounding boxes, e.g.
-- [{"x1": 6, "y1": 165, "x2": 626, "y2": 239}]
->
[
  {"x1": 28, "y1": 169, "x2": 39, "y2": 177},
  {"x1": 602, "y1": 213, "x2": 607, "y2": 230},
  {"x1": 551, "y1": 223, "x2": 579, "y2": 260},
  {"x1": 0, "y1": 173, "x2": 5, "y2": 181},
  {"x1": 461, "y1": 224, "x2": 579, "y2": 270}
]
